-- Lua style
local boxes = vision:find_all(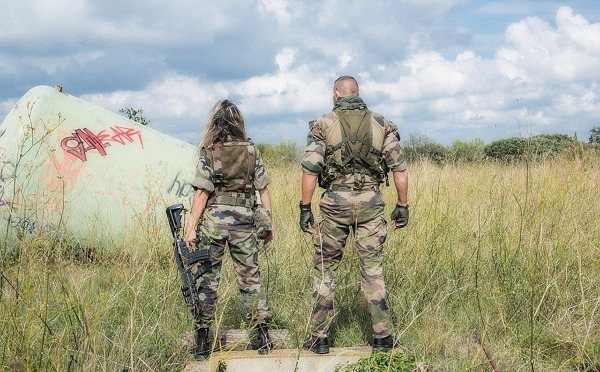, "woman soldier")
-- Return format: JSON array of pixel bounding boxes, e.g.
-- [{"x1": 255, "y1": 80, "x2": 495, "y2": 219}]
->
[{"x1": 184, "y1": 99, "x2": 274, "y2": 359}]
